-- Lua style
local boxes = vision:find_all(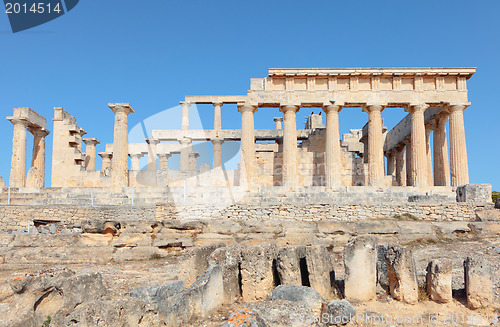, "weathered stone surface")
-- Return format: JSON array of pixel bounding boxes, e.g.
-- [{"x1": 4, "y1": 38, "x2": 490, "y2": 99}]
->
[
  {"x1": 320, "y1": 300, "x2": 356, "y2": 326},
  {"x1": 376, "y1": 244, "x2": 389, "y2": 290},
  {"x1": 209, "y1": 244, "x2": 242, "y2": 304},
  {"x1": 25, "y1": 167, "x2": 42, "y2": 188},
  {"x1": 475, "y1": 209, "x2": 500, "y2": 221},
  {"x1": 426, "y1": 259, "x2": 452, "y2": 303},
  {"x1": 178, "y1": 242, "x2": 225, "y2": 287},
  {"x1": 222, "y1": 308, "x2": 267, "y2": 327},
  {"x1": 0, "y1": 176, "x2": 4, "y2": 189},
  {"x1": 81, "y1": 219, "x2": 121, "y2": 234},
  {"x1": 386, "y1": 245, "x2": 418, "y2": 304},
  {"x1": 247, "y1": 300, "x2": 318, "y2": 327},
  {"x1": 276, "y1": 245, "x2": 306, "y2": 286},
  {"x1": 464, "y1": 257, "x2": 493, "y2": 309},
  {"x1": 305, "y1": 245, "x2": 336, "y2": 299},
  {"x1": 130, "y1": 280, "x2": 184, "y2": 308},
  {"x1": 268, "y1": 285, "x2": 324, "y2": 316},
  {"x1": 240, "y1": 243, "x2": 277, "y2": 301},
  {"x1": 456, "y1": 184, "x2": 492, "y2": 203},
  {"x1": 163, "y1": 265, "x2": 224, "y2": 327},
  {"x1": 344, "y1": 236, "x2": 377, "y2": 302}
]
